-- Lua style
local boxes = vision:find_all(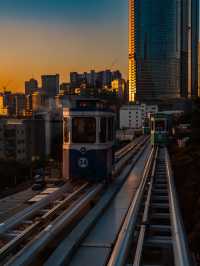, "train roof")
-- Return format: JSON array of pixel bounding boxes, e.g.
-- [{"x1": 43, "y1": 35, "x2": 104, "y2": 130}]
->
[
  {"x1": 63, "y1": 97, "x2": 115, "y2": 114},
  {"x1": 151, "y1": 112, "x2": 171, "y2": 119}
]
